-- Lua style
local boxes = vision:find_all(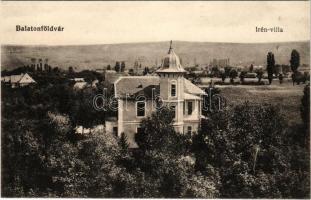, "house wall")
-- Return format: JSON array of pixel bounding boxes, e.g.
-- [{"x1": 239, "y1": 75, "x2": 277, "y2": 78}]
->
[
  {"x1": 183, "y1": 99, "x2": 201, "y2": 121},
  {"x1": 118, "y1": 99, "x2": 156, "y2": 147},
  {"x1": 183, "y1": 122, "x2": 200, "y2": 134}
]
